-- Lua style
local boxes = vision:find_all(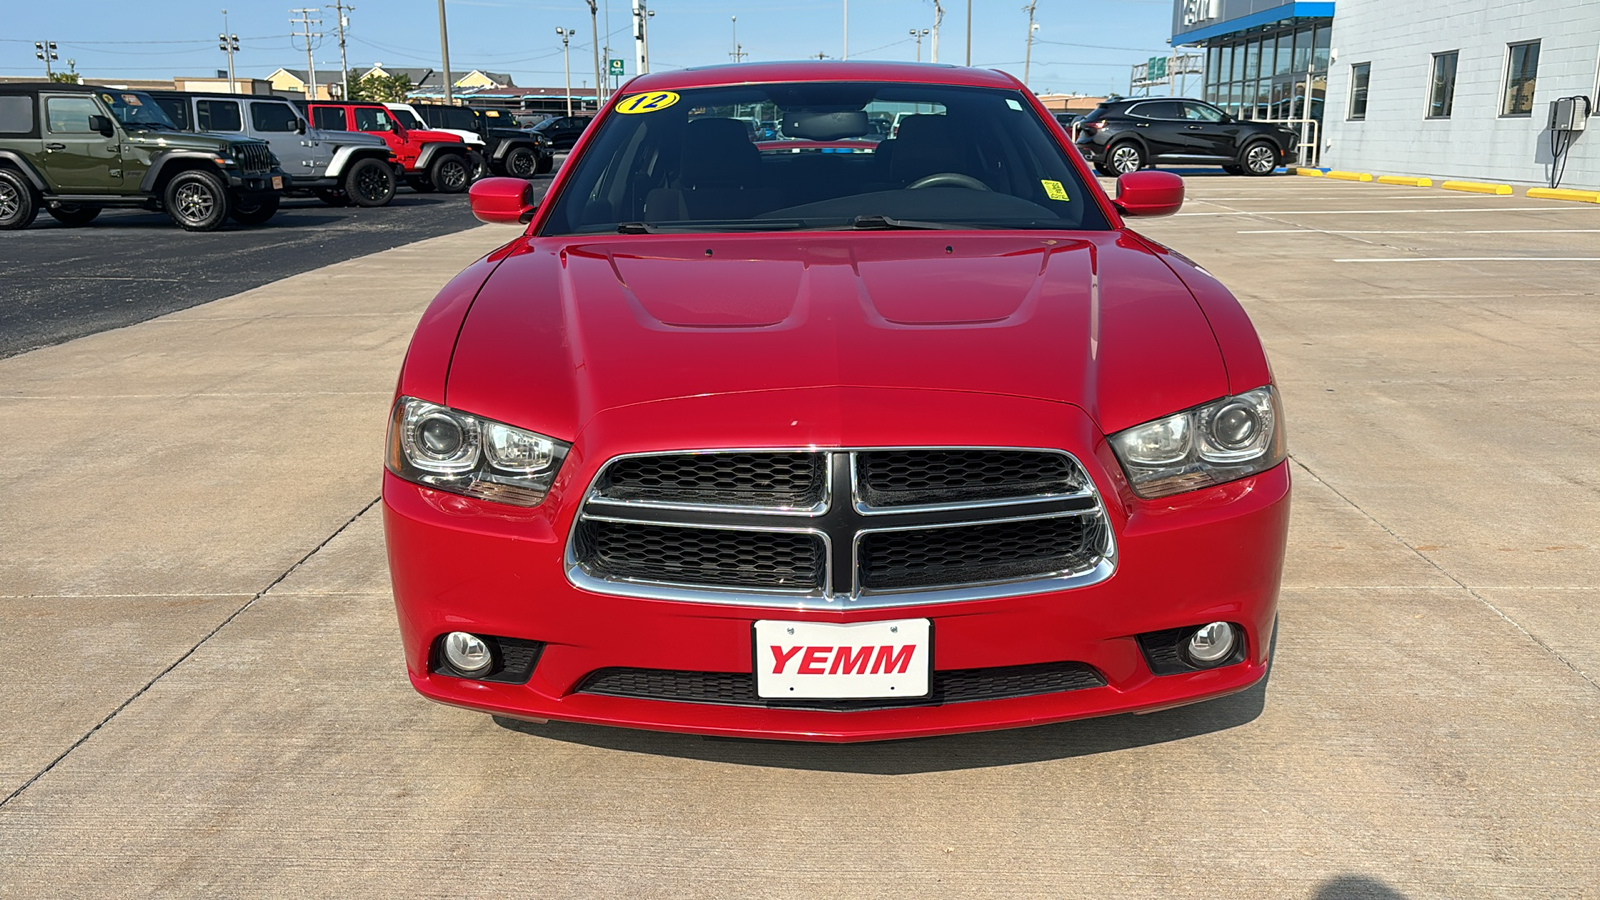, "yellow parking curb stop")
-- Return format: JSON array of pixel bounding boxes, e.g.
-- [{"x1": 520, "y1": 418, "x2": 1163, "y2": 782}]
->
[
  {"x1": 1441, "y1": 181, "x2": 1513, "y2": 195},
  {"x1": 1376, "y1": 175, "x2": 1433, "y2": 187},
  {"x1": 1326, "y1": 171, "x2": 1373, "y2": 182},
  {"x1": 1526, "y1": 188, "x2": 1600, "y2": 204},
  {"x1": 1293, "y1": 168, "x2": 1325, "y2": 177}
]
